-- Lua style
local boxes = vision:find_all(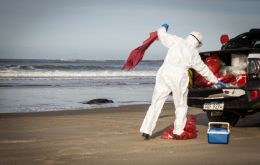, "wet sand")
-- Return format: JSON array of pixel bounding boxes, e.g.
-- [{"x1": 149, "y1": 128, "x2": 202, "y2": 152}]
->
[{"x1": 1, "y1": 104, "x2": 260, "y2": 165}]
